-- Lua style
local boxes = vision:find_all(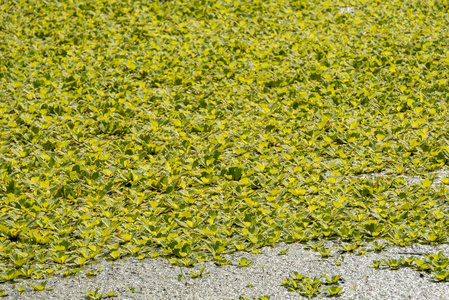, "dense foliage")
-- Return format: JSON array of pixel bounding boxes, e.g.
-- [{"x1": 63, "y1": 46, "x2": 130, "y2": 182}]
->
[{"x1": 1, "y1": 0, "x2": 449, "y2": 281}]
